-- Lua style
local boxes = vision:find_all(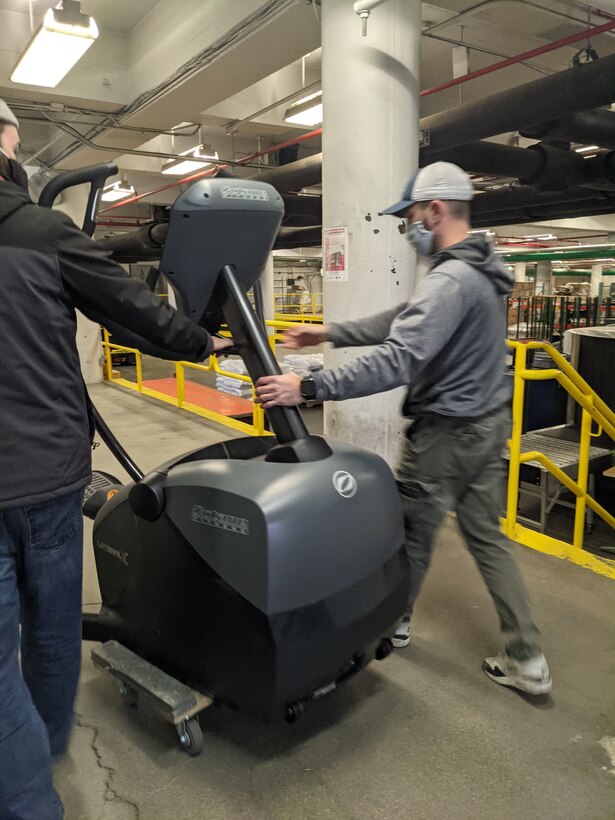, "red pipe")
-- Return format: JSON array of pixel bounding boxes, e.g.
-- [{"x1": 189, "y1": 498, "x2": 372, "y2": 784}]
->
[
  {"x1": 421, "y1": 18, "x2": 615, "y2": 98},
  {"x1": 99, "y1": 128, "x2": 323, "y2": 213}
]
